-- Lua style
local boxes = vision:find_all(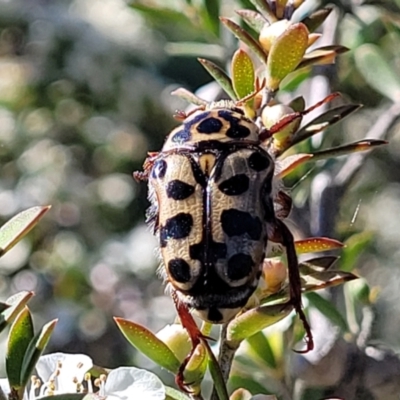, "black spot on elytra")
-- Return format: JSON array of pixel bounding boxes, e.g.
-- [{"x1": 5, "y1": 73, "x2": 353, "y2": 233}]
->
[
  {"x1": 218, "y1": 110, "x2": 251, "y2": 139},
  {"x1": 221, "y1": 209, "x2": 262, "y2": 240},
  {"x1": 151, "y1": 159, "x2": 167, "y2": 179},
  {"x1": 190, "y1": 240, "x2": 227, "y2": 263},
  {"x1": 226, "y1": 124, "x2": 251, "y2": 139},
  {"x1": 171, "y1": 128, "x2": 191, "y2": 143},
  {"x1": 248, "y1": 152, "x2": 271, "y2": 171},
  {"x1": 227, "y1": 253, "x2": 254, "y2": 281},
  {"x1": 160, "y1": 213, "x2": 193, "y2": 247},
  {"x1": 218, "y1": 110, "x2": 240, "y2": 123},
  {"x1": 166, "y1": 180, "x2": 195, "y2": 200},
  {"x1": 168, "y1": 258, "x2": 191, "y2": 283},
  {"x1": 218, "y1": 174, "x2": 249, "y2": 196},
  {"x1": 207, "y1": 307, "x2": 223, "y2": 323},
  {"x1": 197, "y1": 117, "x2": 223, "y2": 134}
]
